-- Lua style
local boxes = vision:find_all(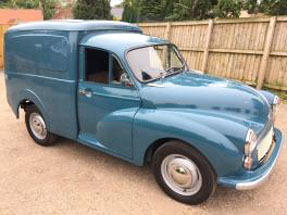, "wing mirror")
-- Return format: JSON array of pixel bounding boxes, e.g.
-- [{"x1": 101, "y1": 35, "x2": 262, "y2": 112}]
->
[{"x1": 120, "y1": 73, "x2": 133, "y2": 87}]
